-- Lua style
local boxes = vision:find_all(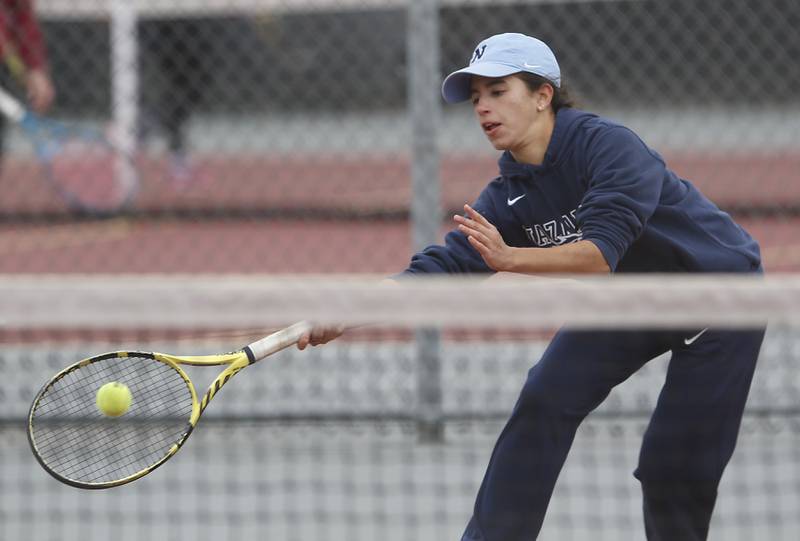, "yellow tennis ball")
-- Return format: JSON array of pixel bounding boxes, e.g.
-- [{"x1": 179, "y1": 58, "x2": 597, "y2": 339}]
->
[{"x1": 96, "y1": 382, "x2": 132, "y2": 417}]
